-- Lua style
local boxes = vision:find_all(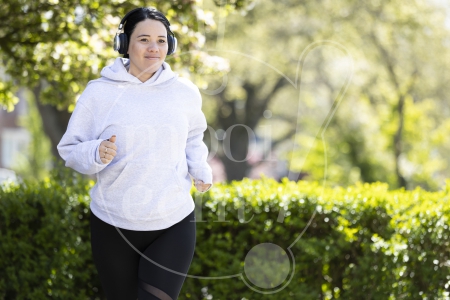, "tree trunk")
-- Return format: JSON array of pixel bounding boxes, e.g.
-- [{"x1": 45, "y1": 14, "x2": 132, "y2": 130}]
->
[
  {"x1": 215, "y1": 78, "x2": 288, "y2": 181},
  {"x1": 370, "y1": 32, "x2": 410, "y2": 189},
  {"x1": 393, "y1": 95, "x2": 407, "y2": 189},
  {"x1": 32, "y1": 83, "x2": 72, "y2": 165},
  {"x1": 216, "y1": 98, "x2": 251, "y2": 181}
]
